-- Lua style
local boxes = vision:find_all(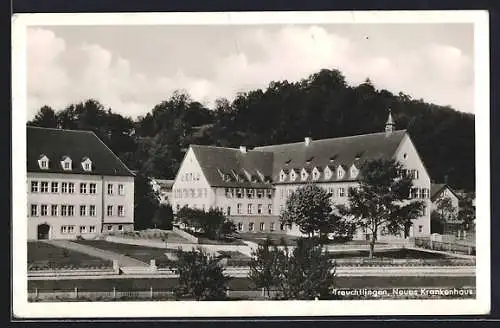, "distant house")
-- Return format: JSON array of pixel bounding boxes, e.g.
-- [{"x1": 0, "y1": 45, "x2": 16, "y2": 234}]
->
[
  {"x1": 431, "y1": 183, "x2": 461, "y2": 234},
  {"x1": 27, "y1": 127, "x2": 135, "y2": 240},
  {"x1": 150, "y1": 178, "x2": 174, "y2": 205}
]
